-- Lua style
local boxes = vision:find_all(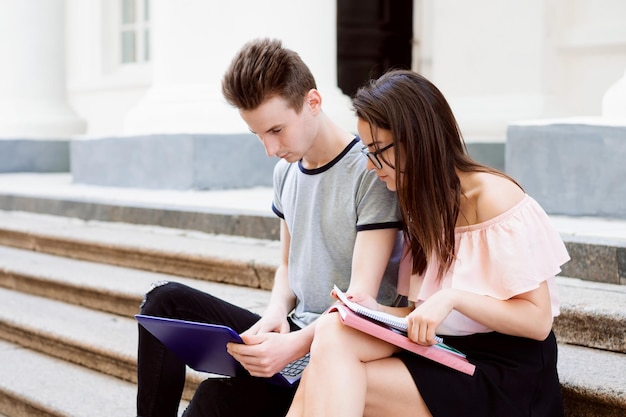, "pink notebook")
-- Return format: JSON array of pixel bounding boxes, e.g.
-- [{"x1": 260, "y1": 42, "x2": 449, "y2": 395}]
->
[{"x1": 328, "y1": 304, "x2": 476, "y2": 376}]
